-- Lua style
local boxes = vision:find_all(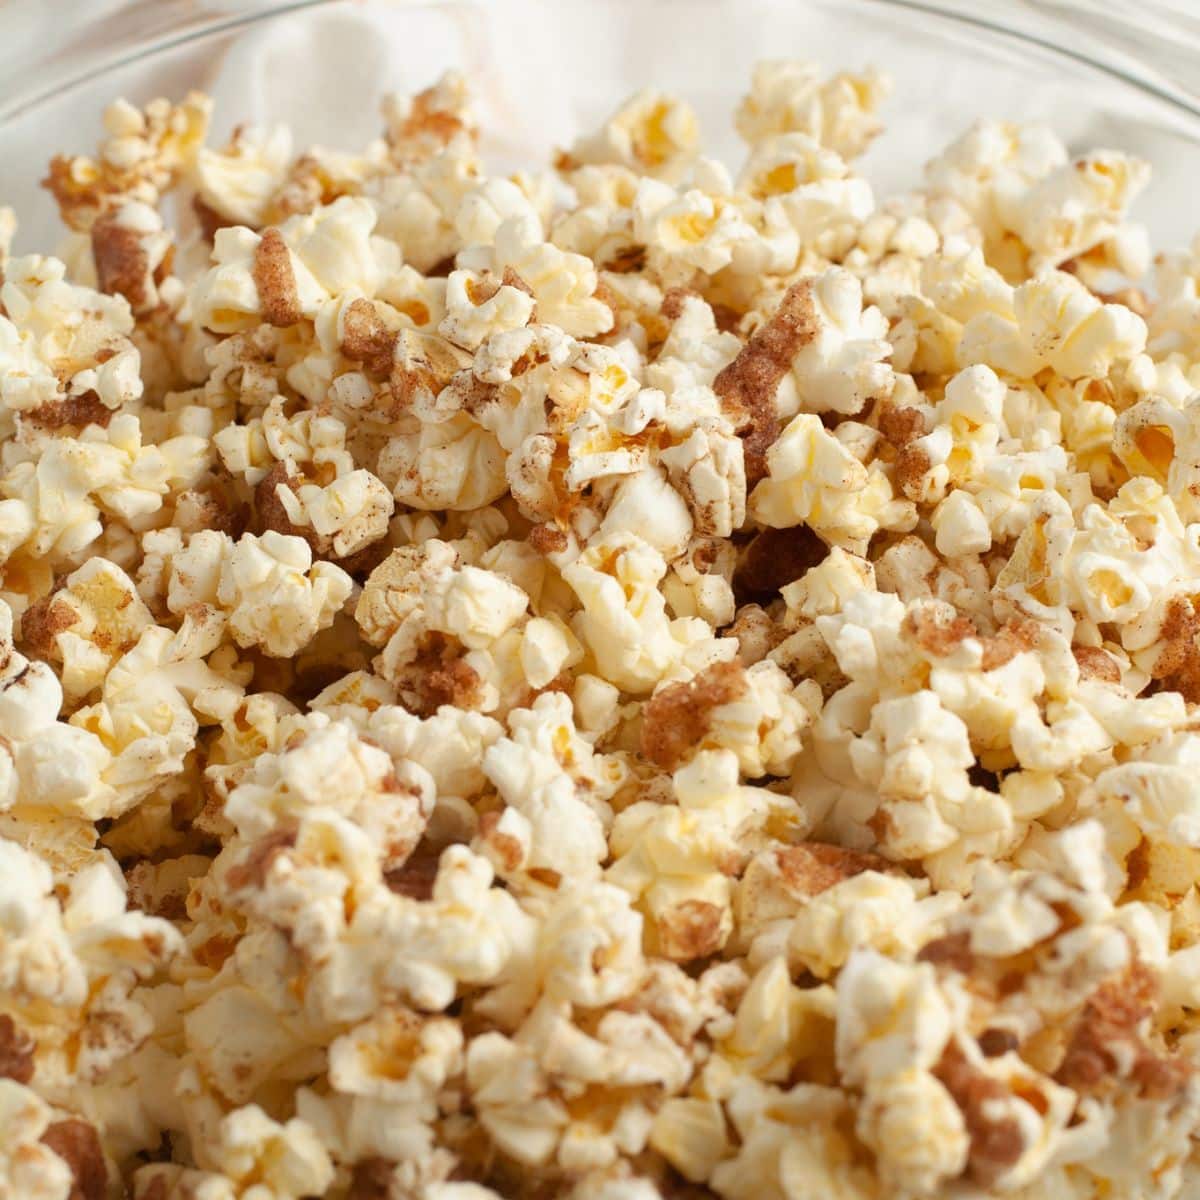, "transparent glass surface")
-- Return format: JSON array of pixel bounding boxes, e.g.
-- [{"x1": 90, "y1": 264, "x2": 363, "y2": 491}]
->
[{"x1": 3, "y1": 0, "x2": 1200, "y2": 253}]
